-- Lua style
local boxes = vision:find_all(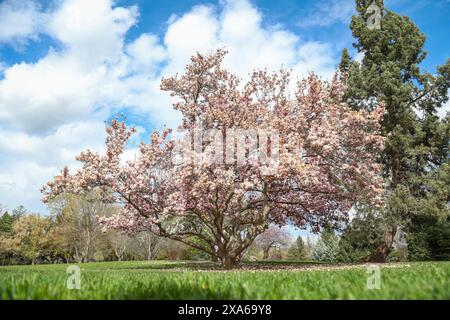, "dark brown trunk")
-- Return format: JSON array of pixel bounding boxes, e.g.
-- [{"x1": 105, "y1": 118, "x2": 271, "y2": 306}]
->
[
  {"x1": 364, "y1": 224, "x2": 397, "y2": 262},
  {"x1": 263, "y1": 247, "x2": 270, "y2": 260},
  {"x1": 365, "y1": 151, "x2": 400, "y2": 263},
  {"x1": 221, "y1": 255, "x2": 240, "y2": 269}
]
